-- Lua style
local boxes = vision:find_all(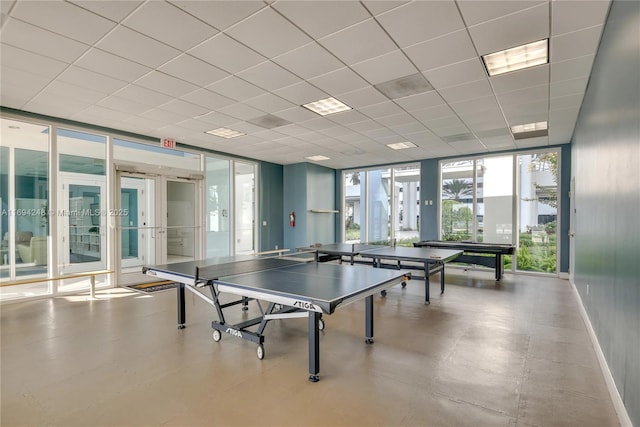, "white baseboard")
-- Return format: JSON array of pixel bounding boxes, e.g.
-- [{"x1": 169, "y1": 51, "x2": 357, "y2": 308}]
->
[{"x1": 571, "y1": 280, "x2": 633, "y2": 427}]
